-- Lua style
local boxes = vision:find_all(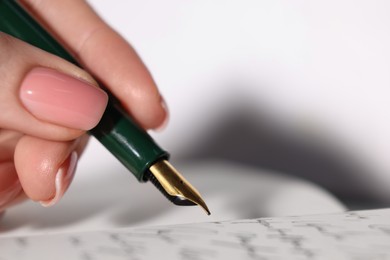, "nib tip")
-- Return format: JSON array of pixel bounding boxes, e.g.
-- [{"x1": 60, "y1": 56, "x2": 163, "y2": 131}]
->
[{"x1": 148, "y1": 160, "x2": 211, "y2": 216}]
